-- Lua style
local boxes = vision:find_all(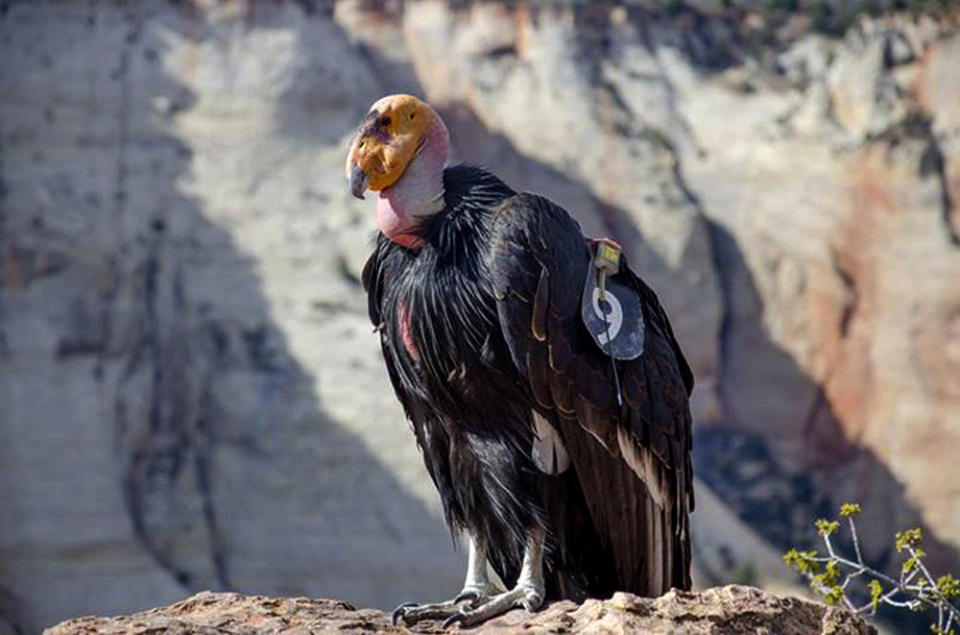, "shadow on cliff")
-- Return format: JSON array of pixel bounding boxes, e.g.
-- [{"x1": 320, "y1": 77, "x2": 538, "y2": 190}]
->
[{"x1": 699, "y1": 220, "x2": 958, "y2": 633}]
